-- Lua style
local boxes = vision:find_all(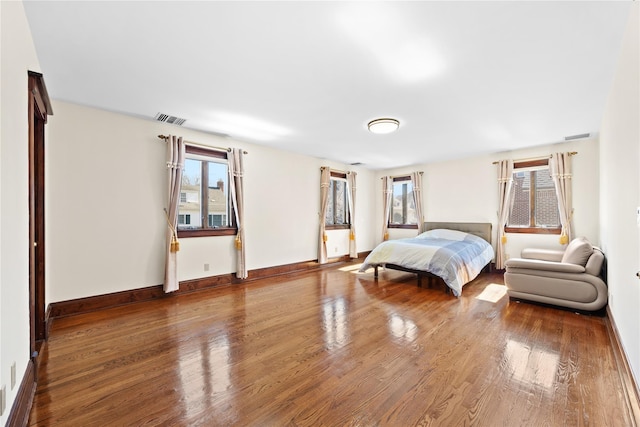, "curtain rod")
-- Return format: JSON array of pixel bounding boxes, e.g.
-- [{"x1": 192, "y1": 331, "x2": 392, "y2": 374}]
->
[
  {"x1": 320, "y1": 166, "x2": 352, "y2": 174},
  {"x1": 380, "y1": 172, "x2": 424, "y2": 179},
  {"x1": 157, "y1": 134, "x2": 248, "y2": 154},
  {"x1": 492, "y1": 151, "x2": 577, "y2": 165}
]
